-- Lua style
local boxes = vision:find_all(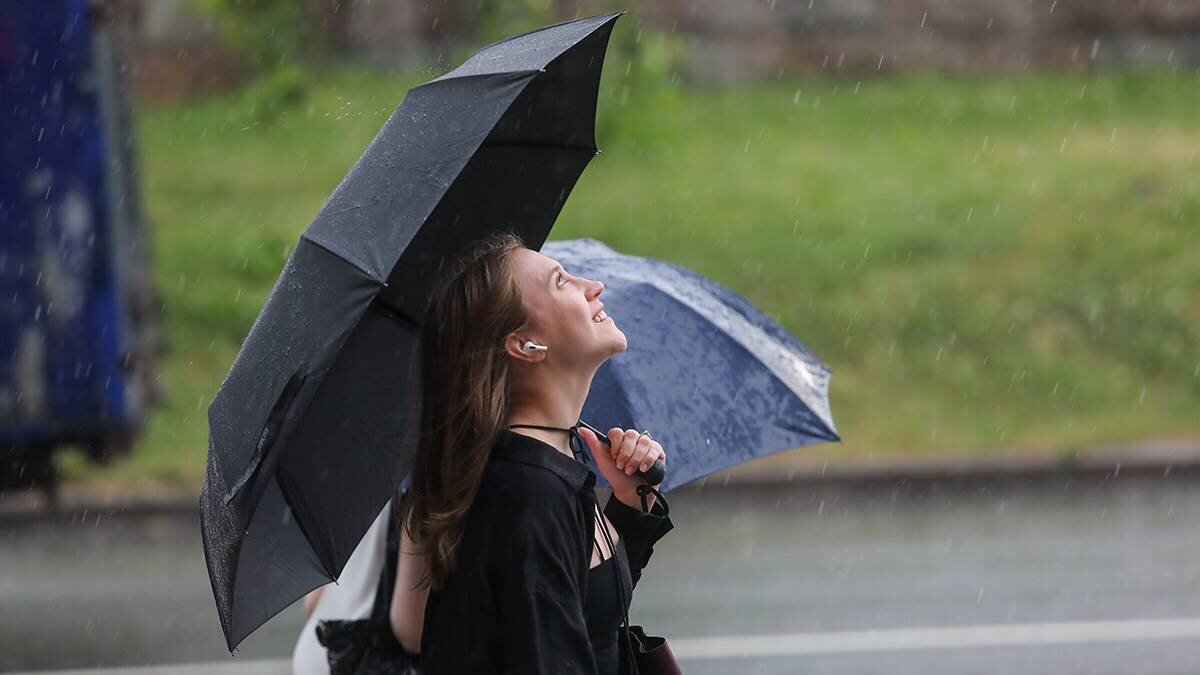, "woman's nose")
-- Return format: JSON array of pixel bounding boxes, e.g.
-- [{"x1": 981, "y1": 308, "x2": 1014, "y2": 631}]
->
[{"x1": 588, "y1": 278, "x2": 604, "y2": 298}]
